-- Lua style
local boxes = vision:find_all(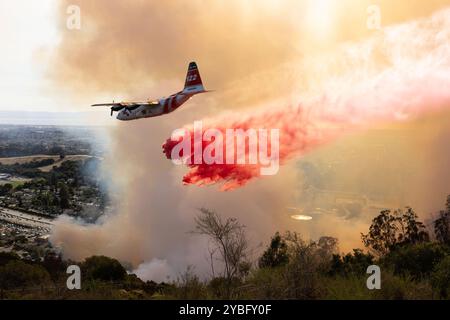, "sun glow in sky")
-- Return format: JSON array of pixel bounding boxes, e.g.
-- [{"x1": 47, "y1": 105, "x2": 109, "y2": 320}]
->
[
  {"x1": 291, "y1": 214, "x2": 313, "y2": 221},
  {"x1": 304, "y1": 0, "x2": 337, "y2": 41}
]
